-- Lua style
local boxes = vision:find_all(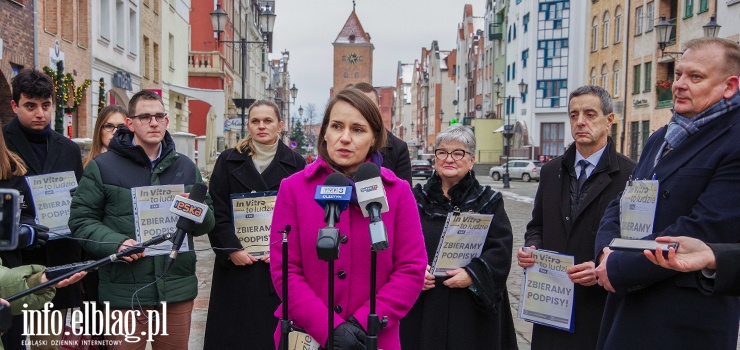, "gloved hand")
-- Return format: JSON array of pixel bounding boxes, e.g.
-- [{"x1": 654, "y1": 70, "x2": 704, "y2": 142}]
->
[
  {"x1": 18, "y1": 224, "x2": 49, "y2": 249},
  {"x1": 332, "y1": 317, "x2": 367, "y2": 350}
]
